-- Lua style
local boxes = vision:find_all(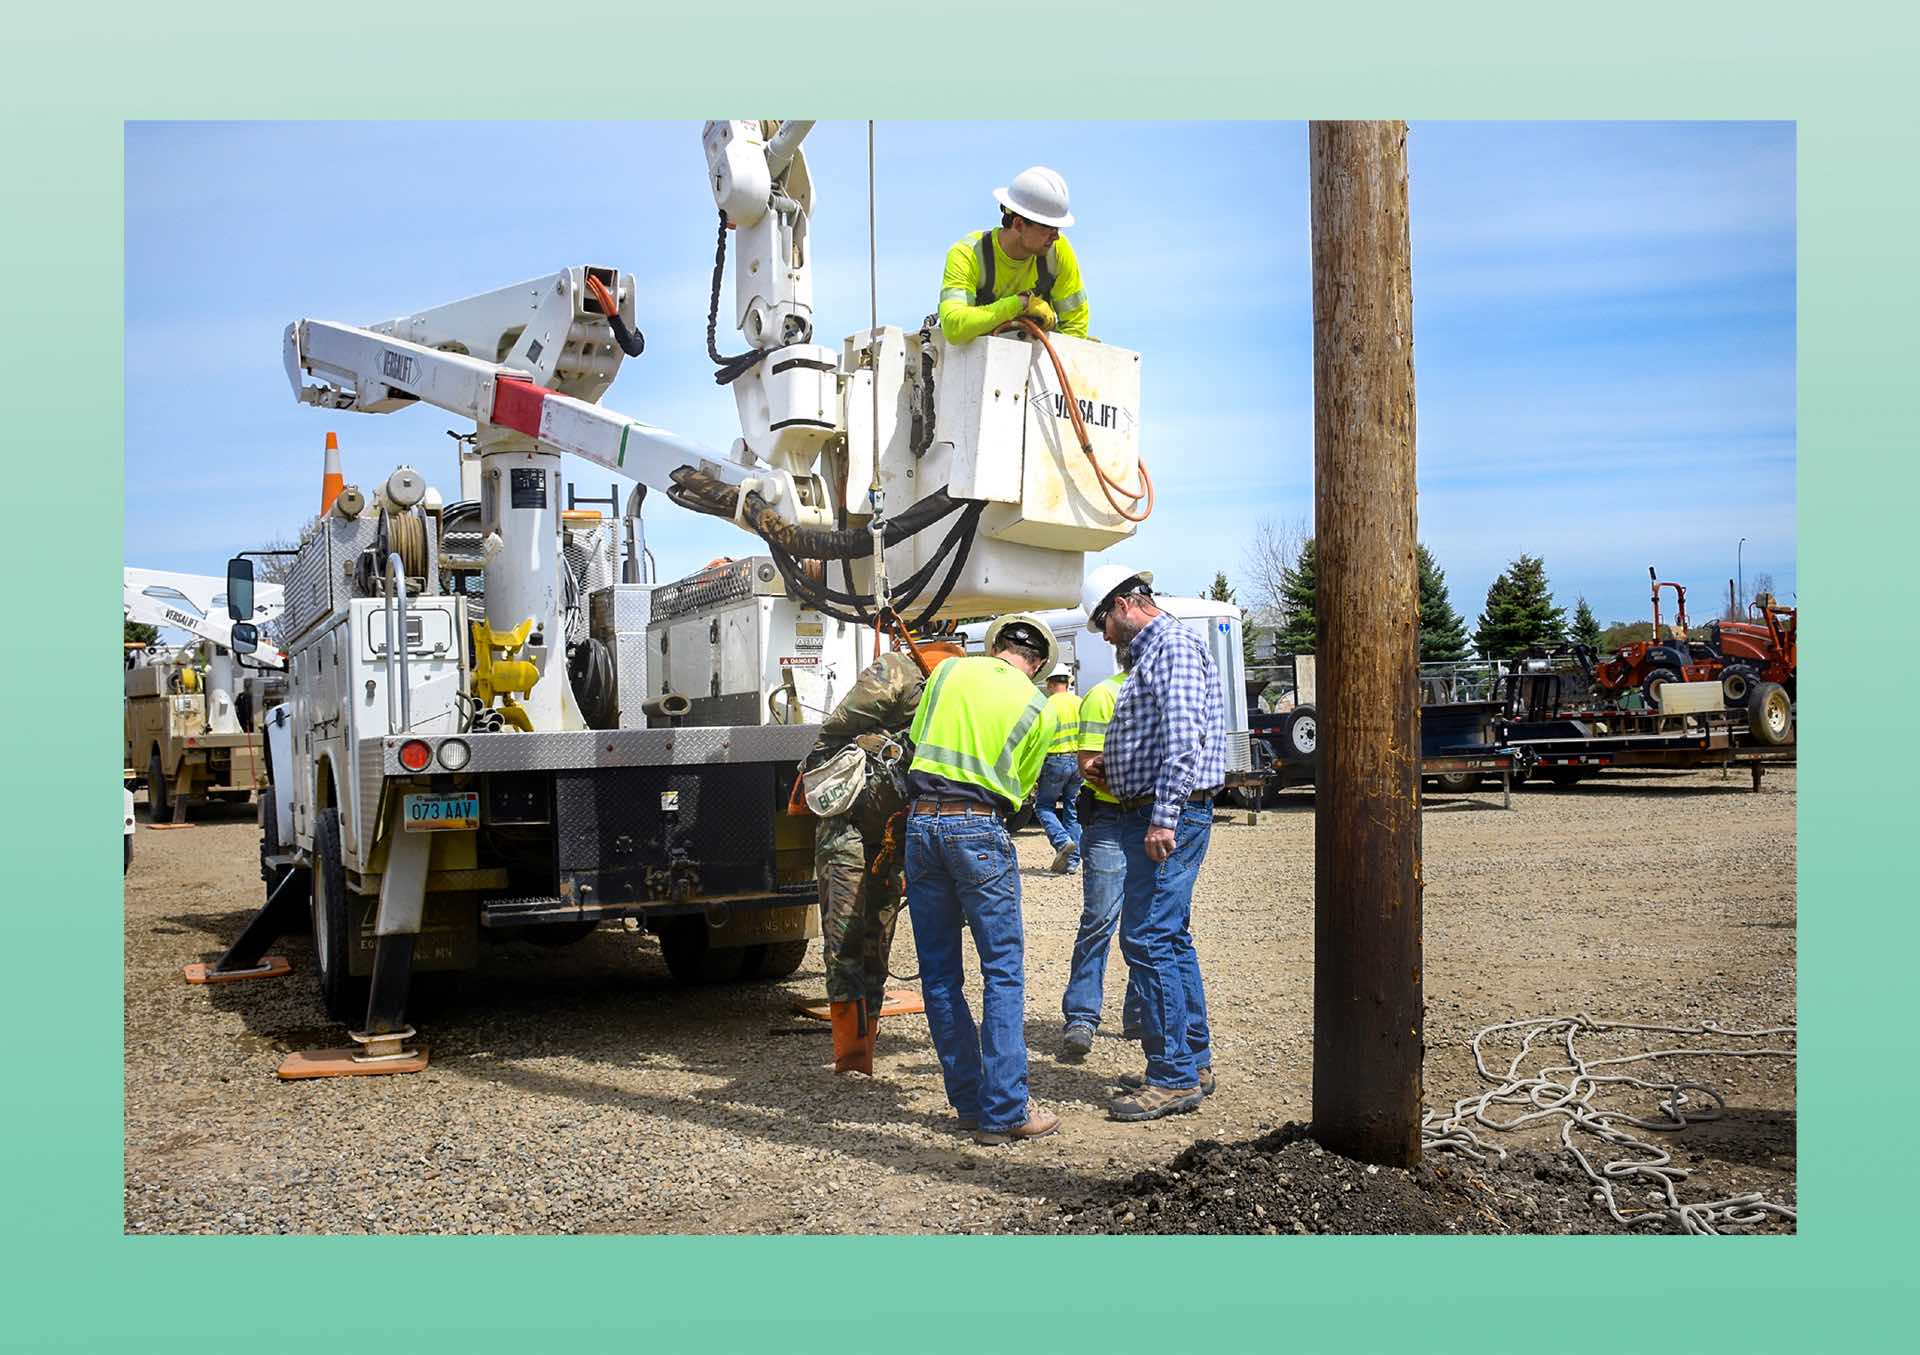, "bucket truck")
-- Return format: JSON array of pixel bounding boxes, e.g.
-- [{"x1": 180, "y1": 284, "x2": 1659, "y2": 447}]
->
[
  {"x1": 123, "y1": 569, "x2": 285, "y2": 823},
  {"x1": 221, "y1": 121, "x2": 1147, "y2": 1073}
]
